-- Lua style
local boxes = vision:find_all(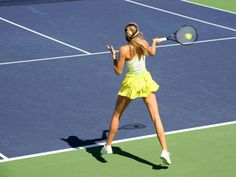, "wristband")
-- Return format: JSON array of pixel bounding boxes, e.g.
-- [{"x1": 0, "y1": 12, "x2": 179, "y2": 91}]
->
[{"x1": 113, "y1": 59, "x2": 118, "y2": 66}]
